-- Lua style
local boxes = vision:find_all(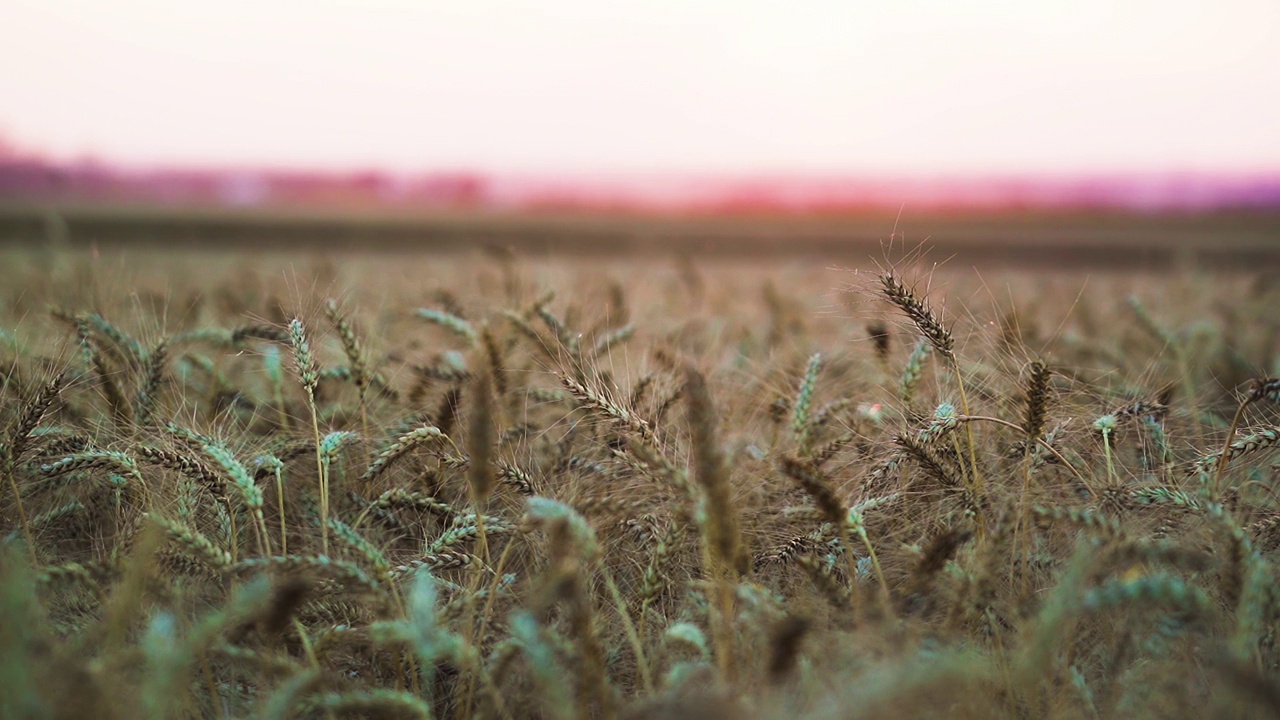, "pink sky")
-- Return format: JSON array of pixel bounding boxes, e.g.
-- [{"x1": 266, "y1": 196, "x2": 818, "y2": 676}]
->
[{"x1": 2, "y1": 0, "x2": 1279, "y2": 175}]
